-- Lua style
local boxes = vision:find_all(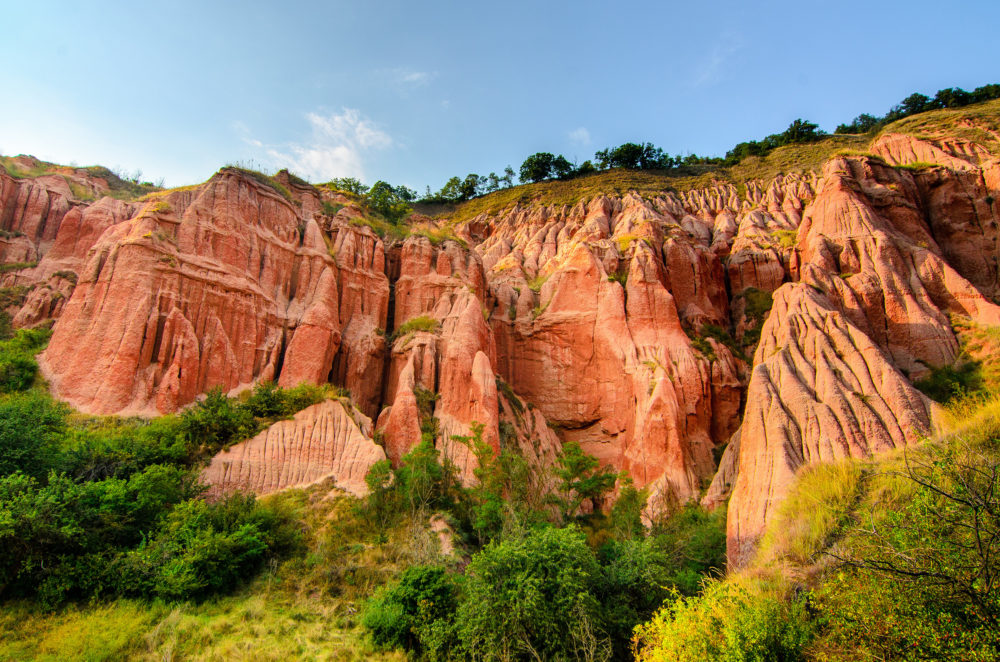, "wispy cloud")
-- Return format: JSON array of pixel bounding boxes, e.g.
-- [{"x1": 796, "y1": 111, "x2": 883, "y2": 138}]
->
[
  {"x1": 692, "y1": 35, "x2": 744, "y2": 87},
  {"x1": 260, "y1": 109, "x2": 392, "y2": 181},
  {"x1": 568, "y1": 127, "x2": 591, "y2": 146},
  {"x1": 382, "y1": 67, "x2": 438, "y2": 90}
]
